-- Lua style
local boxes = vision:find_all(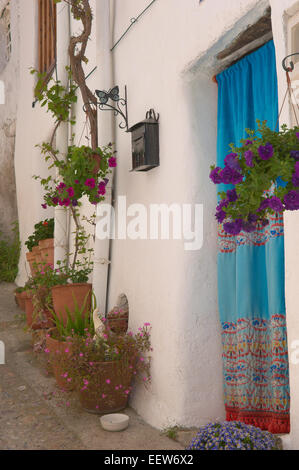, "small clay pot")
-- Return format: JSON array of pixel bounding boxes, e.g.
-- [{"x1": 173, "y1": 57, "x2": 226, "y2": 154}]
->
[
  {"x1": 26, "y1": 252, "x2": 36, "y2": 277},
  {"x1": 15, "y1": 291, "x2": 26, "y2": 311}
]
